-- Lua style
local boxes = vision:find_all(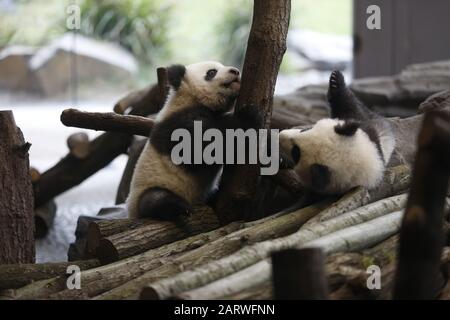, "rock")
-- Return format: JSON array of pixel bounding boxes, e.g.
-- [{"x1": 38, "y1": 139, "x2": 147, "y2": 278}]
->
[
  {"x1": 418, "y1": 90, "x2": 450, "y2": 114},
  {"x1": 30, "y1": 33, "x2": 138, "y2": 97},
  {"x1": 351, "y1": 60, "x2": 450, "y2": 110},
  {"x1": 400, "y1": 61, "x2": 450, "y2": 100},
  {"x1": 0, "y1": 46, "x2": 40, "y2": 92}
]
